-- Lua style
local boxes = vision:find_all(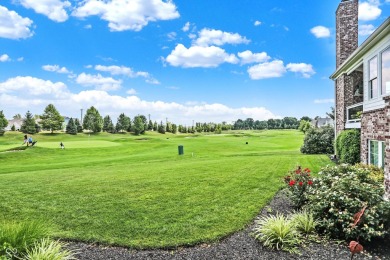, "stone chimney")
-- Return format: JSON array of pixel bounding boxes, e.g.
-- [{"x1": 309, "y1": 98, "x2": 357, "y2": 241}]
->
[{"x1": 336, "y1": 0, "x2": 358, "y2": 68}]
